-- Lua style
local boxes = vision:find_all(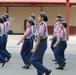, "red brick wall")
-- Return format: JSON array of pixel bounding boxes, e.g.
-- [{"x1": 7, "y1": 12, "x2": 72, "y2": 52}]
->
[{"x1": 48, "y1": 26, "x2": 76, "y2": 35}]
